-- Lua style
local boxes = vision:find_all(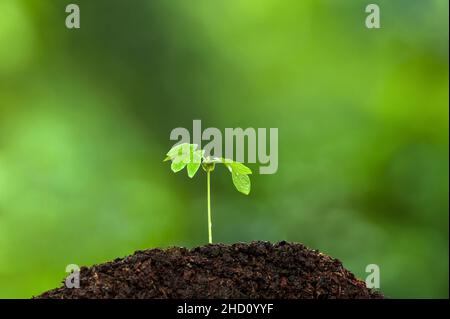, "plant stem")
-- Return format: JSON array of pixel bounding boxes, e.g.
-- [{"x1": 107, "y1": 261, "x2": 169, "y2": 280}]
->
[{"x1": 207, "y1": 170, "x2": 212, "y2": 244}]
